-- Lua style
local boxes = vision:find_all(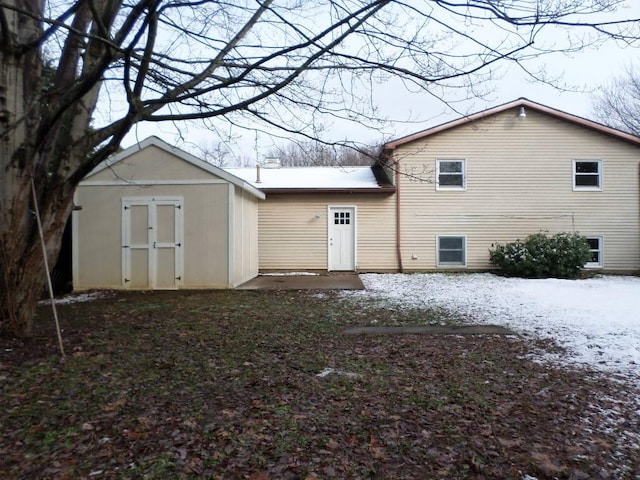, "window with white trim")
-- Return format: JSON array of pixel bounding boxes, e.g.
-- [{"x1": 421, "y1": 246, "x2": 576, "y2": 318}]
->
[
  {"x1": 585, "y1": 237, "x2": 603, "y2": 268},
  {"x1": 573, "y1": 160, "x2": 602, "y2": 190},
  {"x1": 437, "y1": 235, "x2": 466, "y2": 267},
  {"x1": 436, "y1": 159, "x2": 465, "y2": 190}
]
